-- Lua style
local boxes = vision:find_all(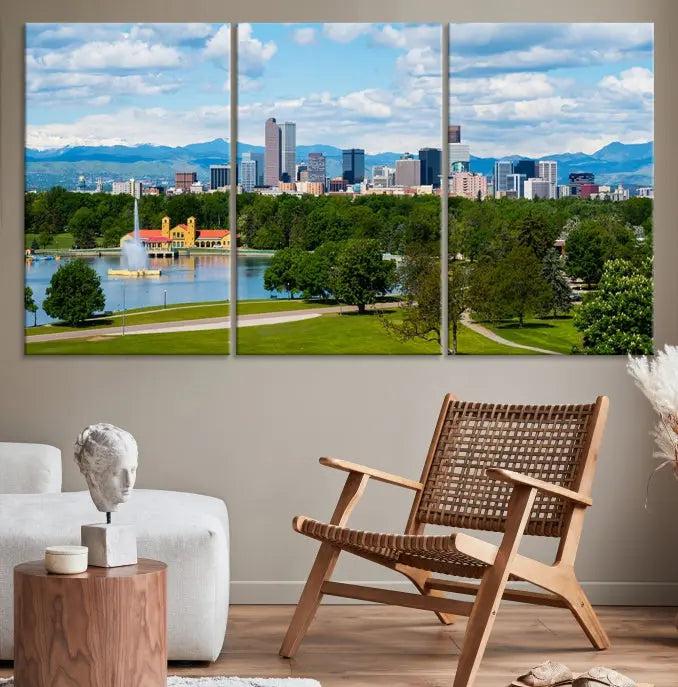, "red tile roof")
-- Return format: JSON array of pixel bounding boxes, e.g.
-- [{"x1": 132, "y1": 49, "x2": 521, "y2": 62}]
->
[
  {"x1": 125, "y1": 230, "x2": 171, "y2": 243},
  {"x1": 197, "y1": 229, "x2": 230, "y2": 238}
]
